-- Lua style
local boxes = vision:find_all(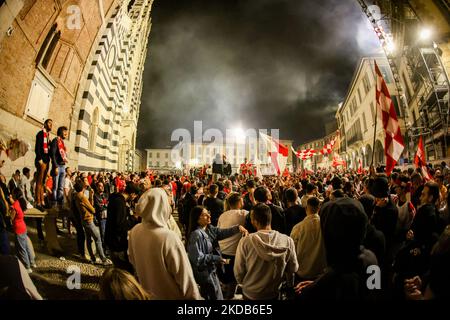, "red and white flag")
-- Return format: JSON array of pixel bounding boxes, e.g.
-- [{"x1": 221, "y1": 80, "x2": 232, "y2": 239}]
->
[
  {"x1": 292, "y1": 146, "x2": 316, "y2": 160},
  {"x1": 260, "y1": 132, "x2": 288, "y2": 175},
  {"x1": 375, "y1": 61, "x2": 404, "y2": 176},
  {"x1": 320, "y1": 136, "x2": 337, "y2": 155},
  {"x1": 414, "y1": 136, "x2": 432, "y2": 181}
]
